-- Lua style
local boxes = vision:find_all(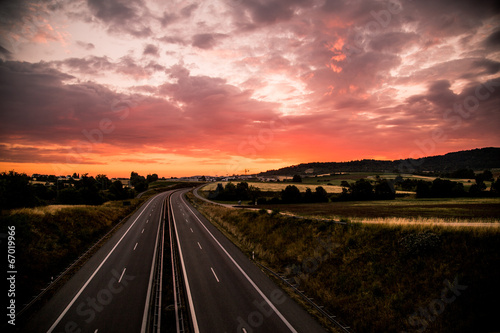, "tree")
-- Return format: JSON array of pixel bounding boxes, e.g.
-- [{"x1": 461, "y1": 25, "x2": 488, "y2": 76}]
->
[
  {"x1": 0, "y1": 171, "x2": 38, "y2": 209},
  {"x1": 77, "y1": 174, "x2": 103, "y2": 205},
  {"x1": 475, "y1": 170, "x2": 493, "y2": 183},
  {"x1": 491, "y1": 177, "x2": 500, "y2": 194},
  {"x1": 223, "y1": 182, "x2": 237, "y2": 200},
  {"x1": 416, "y1": 180, "x2": 431, "y2": 198},
  {"x1": 131, "y1": 171, "x2": 148, "y2": 193},
  {"x1": 349, "y1": 179, "x2": 373, "y2": 200},
  {"x1": 304, "y1": 188, "x2": 314, "y2": 203},
  {"x1": 374, "y1": 180, "x2": 395, "y2": 200},
  {"x1": 340, "y1": 180, "x2": 350, "y2": 188},
  {"x1": 95, "y1": 174, "x2": 112, "y2": 190},
  {"x1": 248, "y1": 185, "x2": 262, "y2": 204},
  {"x1": 292, "y1": 175, "x2": 302, "y2": 183},
  {"x1": 236, "y1": 182, "x2": 249, "y2": 199},
  {"x1": 147, "y1": 173, "x2": 159, "y2": 183},
  {"x1": 109, "y1": 180, "x2": 128, "y2": 200},
  {"x1": 281, "y1": 185, "x2": 302, "y2": 203},
  {"x1": 314, "y1": 186, "x2": 329, "y2": 202}
]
